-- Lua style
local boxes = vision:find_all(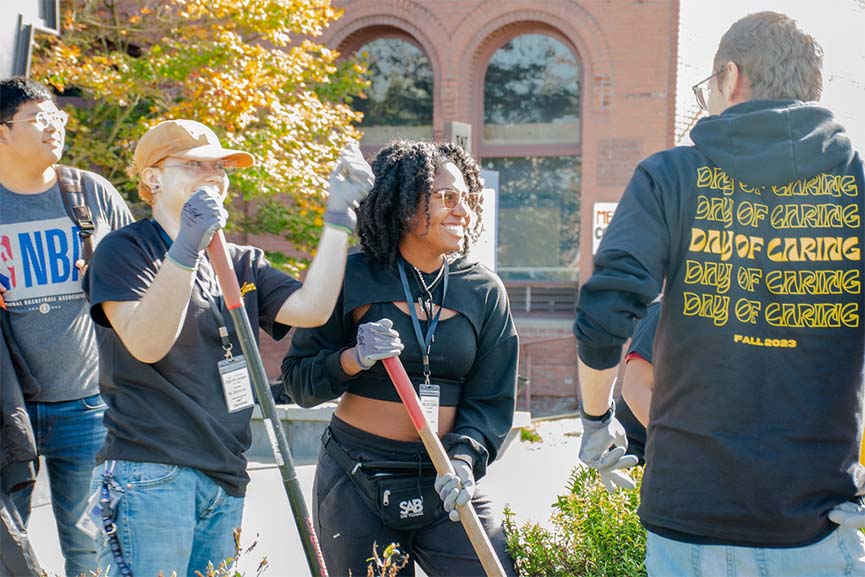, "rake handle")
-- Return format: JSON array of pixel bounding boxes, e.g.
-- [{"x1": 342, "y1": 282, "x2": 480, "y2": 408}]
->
[{"x1": 208, "y1": 231, "x2": 328, "y2": 577}]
